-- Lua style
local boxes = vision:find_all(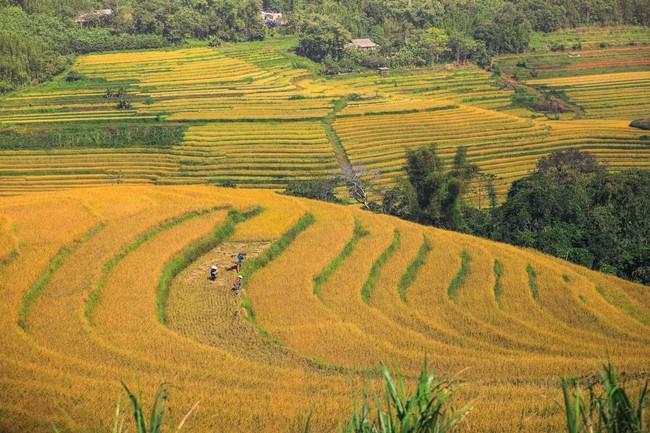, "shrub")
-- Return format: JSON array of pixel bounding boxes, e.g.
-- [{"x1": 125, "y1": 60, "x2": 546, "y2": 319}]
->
[
  {"x1": 65, "y1": 71, "x2": 84, "y2": 82},
  {"x1": 342, "y1": 358, "x2": 470, "y2": 433},
  {"x1": 630, "y1": 119, "x2": 650, "y2": 131},
  {"x1": 284, "y1": 178, "x2": 338, "y2": 202},
  {"x1": 561, "y1": 360, "x2": 648, "y2": 433},
  {"x1": 116, "y1": 99, "x2": 131, "y2": 109}
]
